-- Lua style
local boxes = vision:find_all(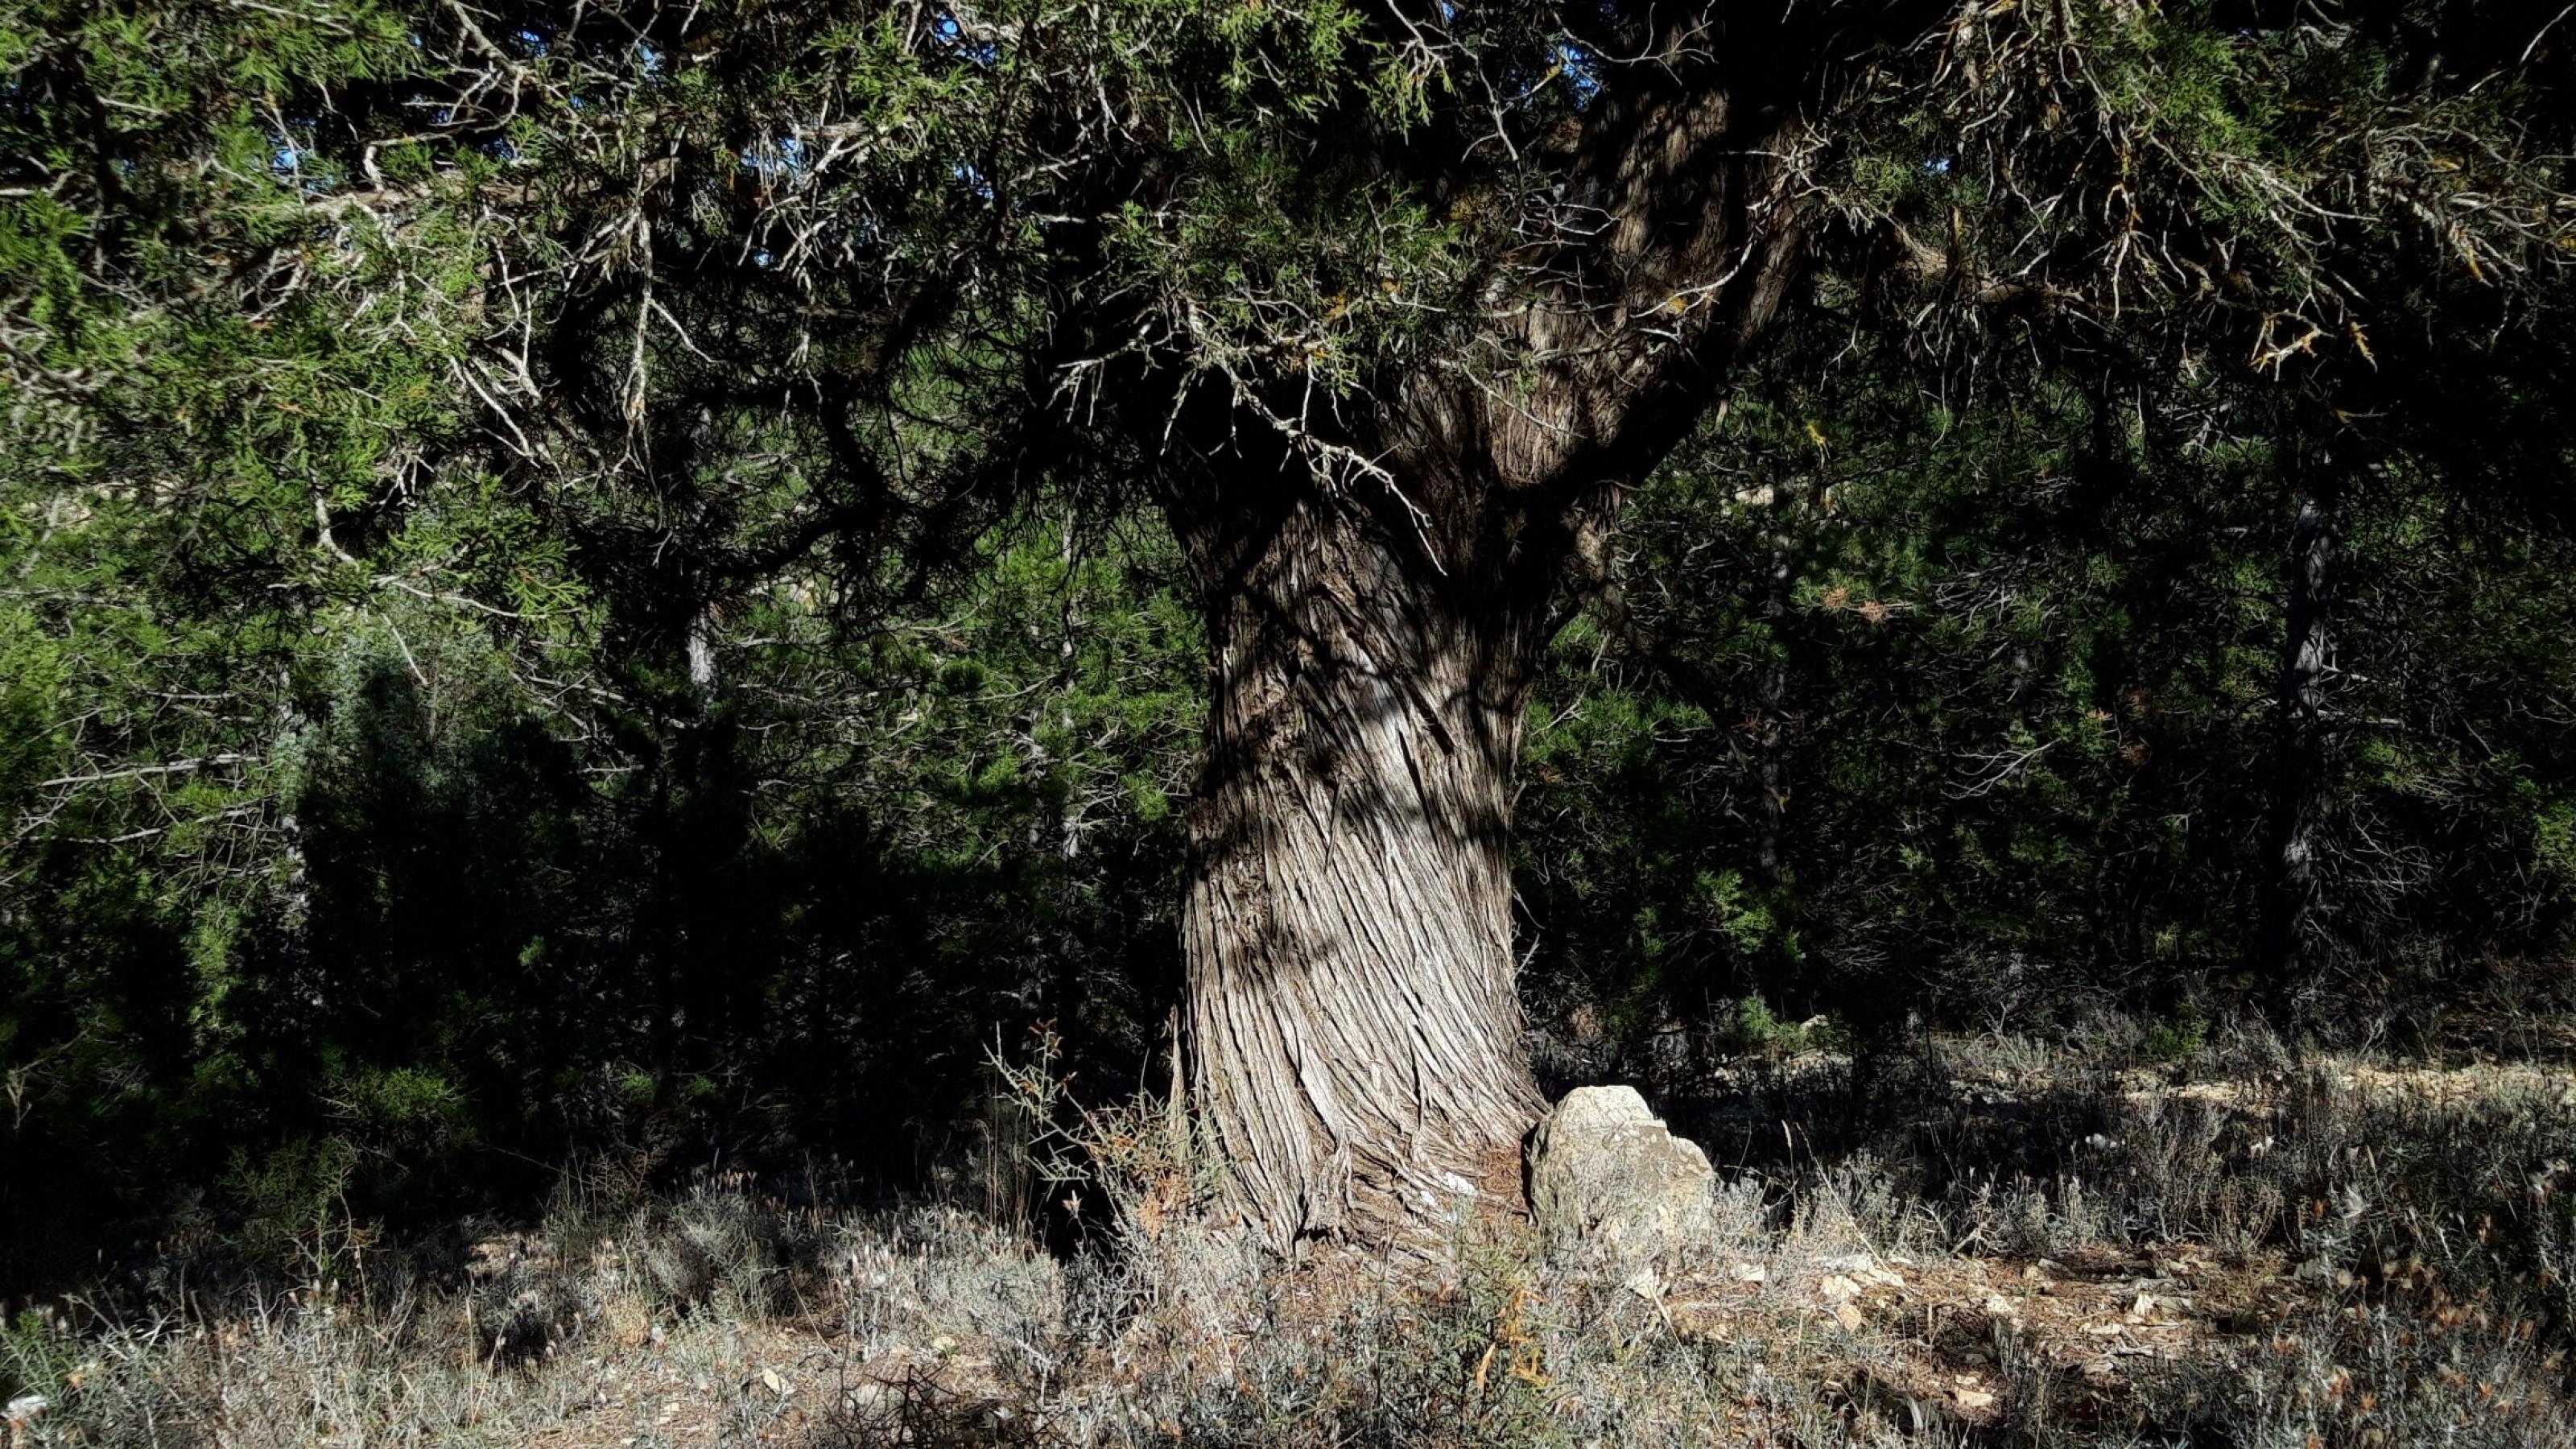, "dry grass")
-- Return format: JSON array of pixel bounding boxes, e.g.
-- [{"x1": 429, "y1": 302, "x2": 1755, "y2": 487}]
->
[{"x1": 8, "y1": 1021, "x2": 2576, "y2": 1447}]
